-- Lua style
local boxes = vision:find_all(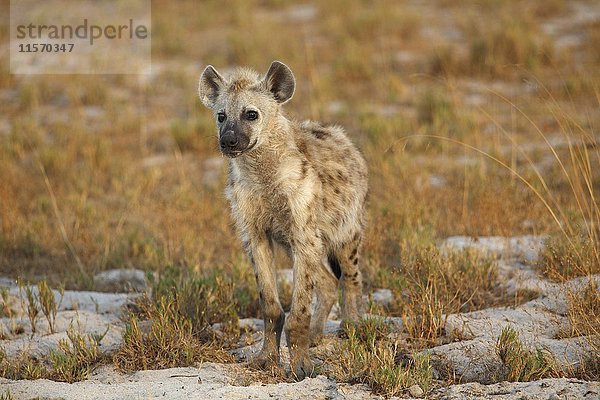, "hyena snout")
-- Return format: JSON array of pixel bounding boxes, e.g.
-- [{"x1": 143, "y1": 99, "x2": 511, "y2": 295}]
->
[
  {"x1": 219, "y1": 130, "x2": 240, "y2": 150},
  {"x1": 219, "y1": 125, "x2": 256, "y2": 157}
]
